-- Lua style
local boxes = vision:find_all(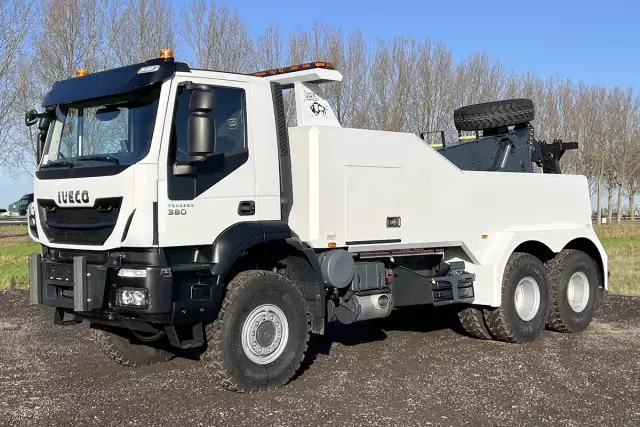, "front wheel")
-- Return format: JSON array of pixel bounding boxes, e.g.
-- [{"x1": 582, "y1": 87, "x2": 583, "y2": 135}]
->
[
  {"x1": 91, "y1": 326, "x2": 175, "y2": 367},
  {"x1": 203, "y1": 270, "x2": 311, "y2": 392}
]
